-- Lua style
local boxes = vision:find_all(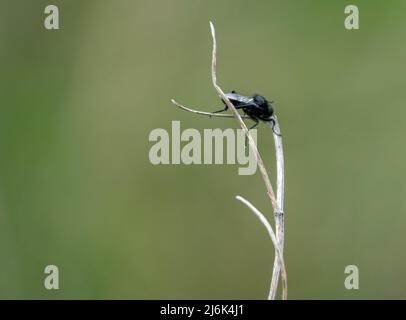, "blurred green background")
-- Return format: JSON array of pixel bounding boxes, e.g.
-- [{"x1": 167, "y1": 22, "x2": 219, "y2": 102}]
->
[{"x1": 0, "y1": 0, "x2": 405, "y2": 299}]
